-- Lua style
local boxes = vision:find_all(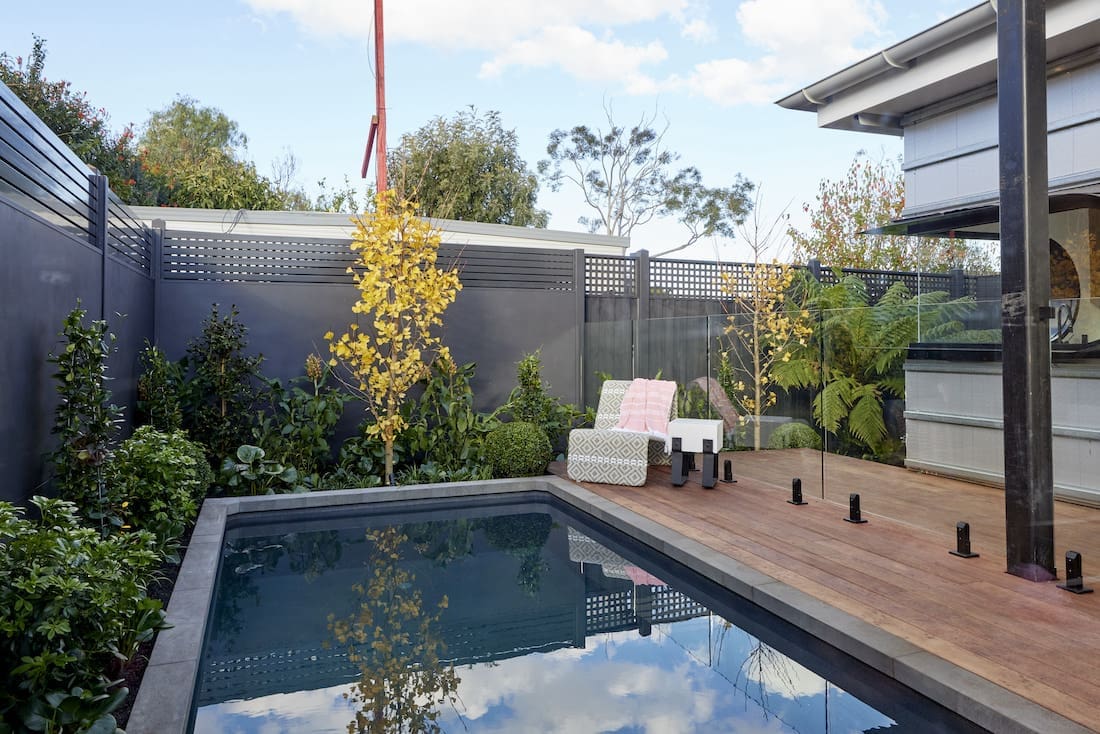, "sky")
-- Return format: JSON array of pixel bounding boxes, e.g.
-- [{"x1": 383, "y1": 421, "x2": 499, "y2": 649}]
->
[{"x1": 2, "y1": 0, "x2": 978, "y2": 262}]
